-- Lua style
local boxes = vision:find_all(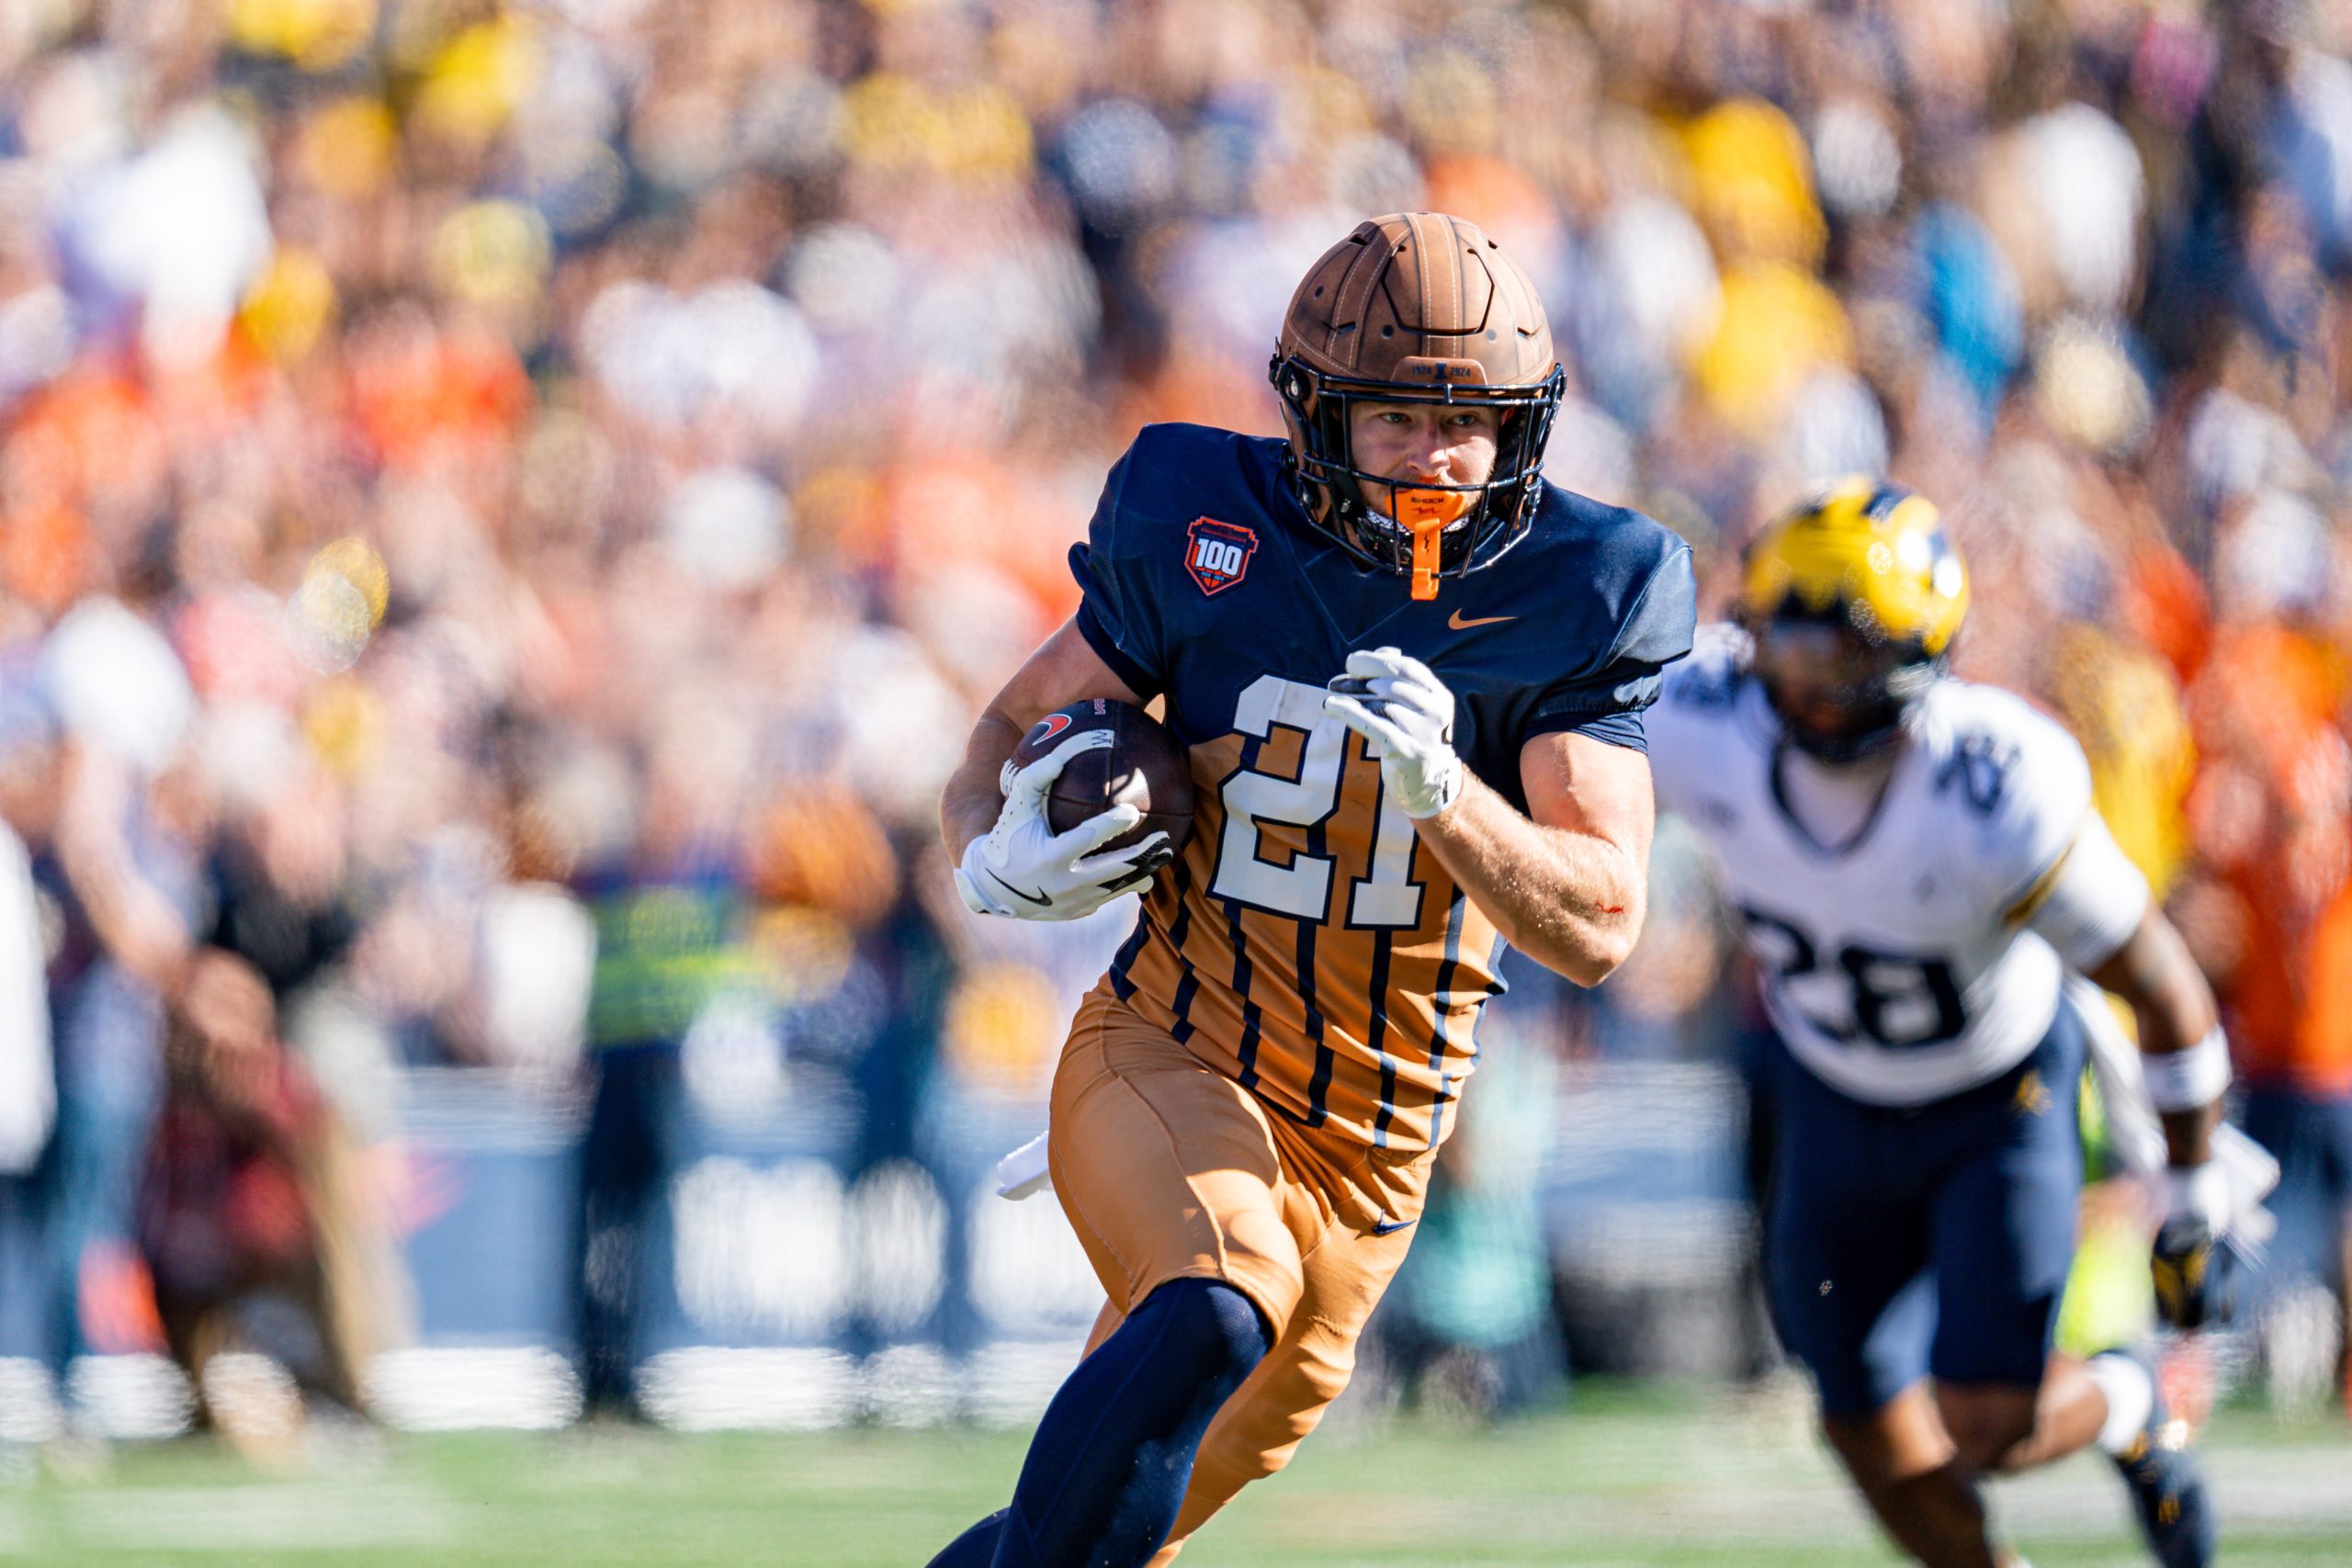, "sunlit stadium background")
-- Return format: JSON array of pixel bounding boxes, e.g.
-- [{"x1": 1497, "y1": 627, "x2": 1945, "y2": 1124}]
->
[{"x1": 0, "y1": 0, "x2": 2349, "y2": 1562}]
